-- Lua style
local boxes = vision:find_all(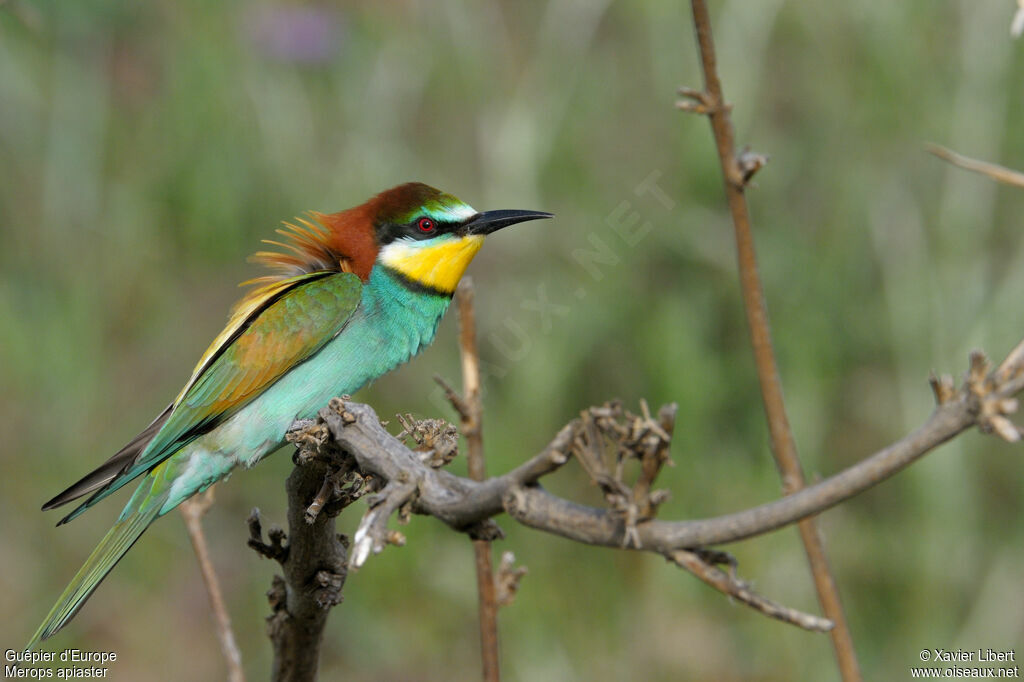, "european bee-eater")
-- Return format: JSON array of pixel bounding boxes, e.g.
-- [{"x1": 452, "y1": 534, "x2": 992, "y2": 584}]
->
[{"x1": 29, "y1": 182, "x2": 551, "y2": 647}]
